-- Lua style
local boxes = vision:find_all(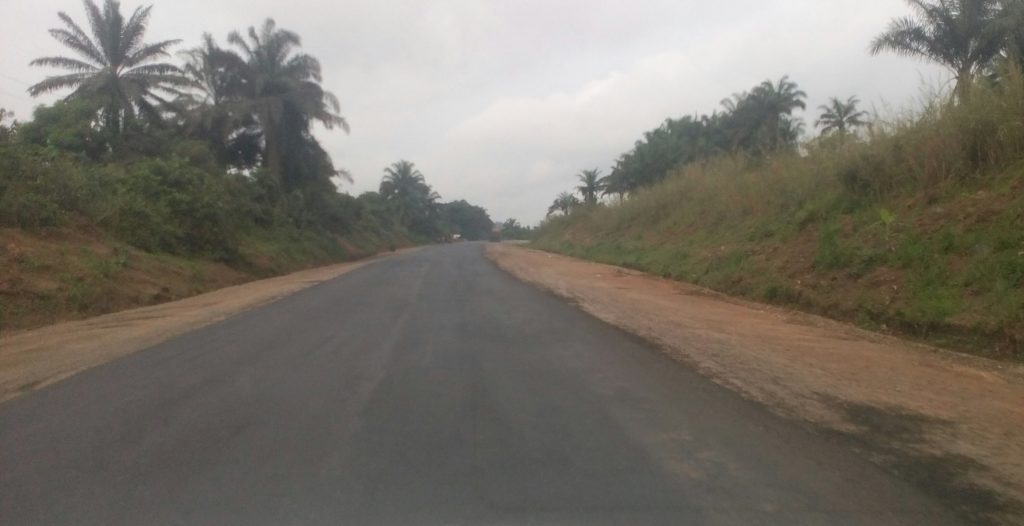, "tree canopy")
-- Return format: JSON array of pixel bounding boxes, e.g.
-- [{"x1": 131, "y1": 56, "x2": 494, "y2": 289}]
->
[
  {"x1": 598, "y1": 76, "x2": 808, "y2": 197},
  {"x1": 29, "y1": 0, "x2": 186, "y2": 133},
  {"x1": 870, "y1": 0, "x2": 1016, "y2": 99},
  {"x1": 12, "y1": 1, "x2": 495, "y2": 256},
  {"x1": 816, "y1": 96, "x2": 869, "y2": 136}
]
